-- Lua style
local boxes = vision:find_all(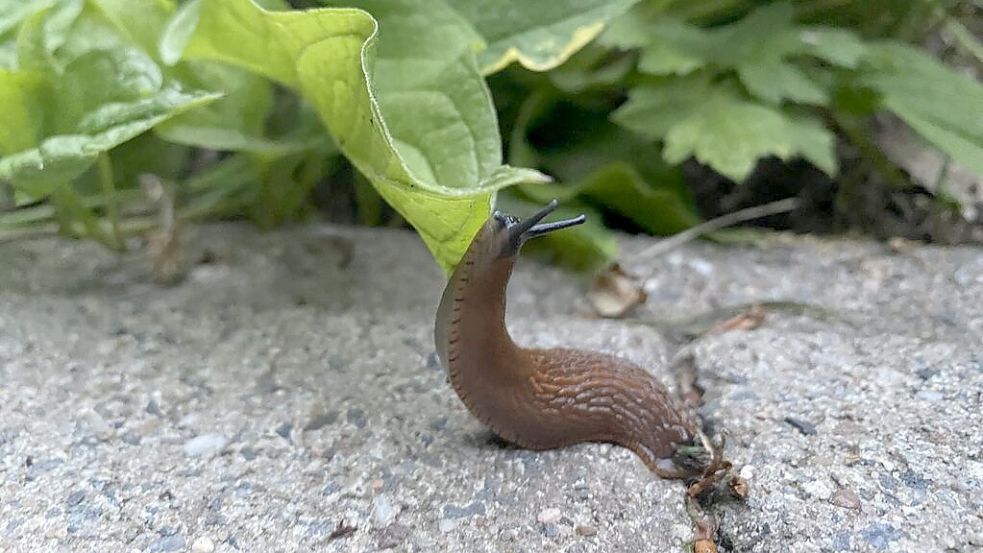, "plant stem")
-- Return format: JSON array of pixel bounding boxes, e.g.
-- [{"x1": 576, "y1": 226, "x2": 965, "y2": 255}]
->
[
  {"x1": 97, "y1": 153, "x2": 124, "y2": 249},
  {"x1": 831, "y1": 113, "x2": 911, "y2": 190}
]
